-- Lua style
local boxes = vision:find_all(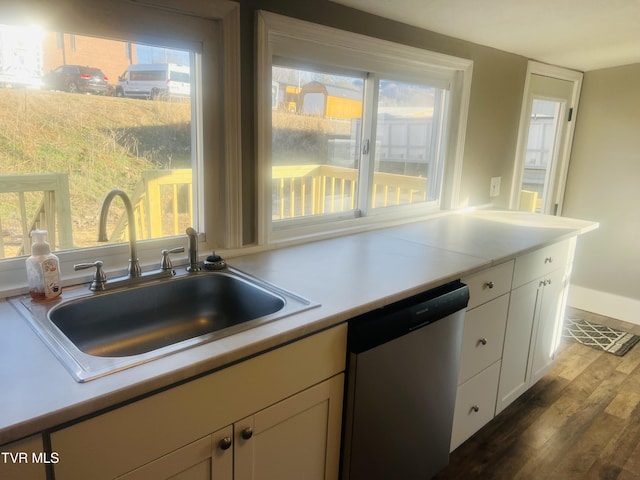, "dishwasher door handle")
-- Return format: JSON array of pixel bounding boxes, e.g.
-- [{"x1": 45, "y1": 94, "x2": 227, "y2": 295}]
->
[
  {"x1": 348, "y1": 280, "x2": 469, "y2": 353},
  {"x1": 407, "y1": 282, "x2": 470, "y2": 331},
  {"x1": 408, "y1": 319, "x2": 433, "y2": 331}
]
